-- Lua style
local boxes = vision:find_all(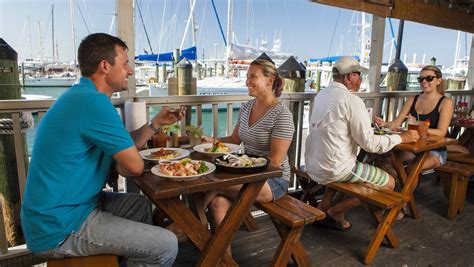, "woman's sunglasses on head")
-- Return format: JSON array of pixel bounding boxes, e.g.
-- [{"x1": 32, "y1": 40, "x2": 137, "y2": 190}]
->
[{"x1": 417, "y1": 76, "x2": 437, "y2": 83}]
